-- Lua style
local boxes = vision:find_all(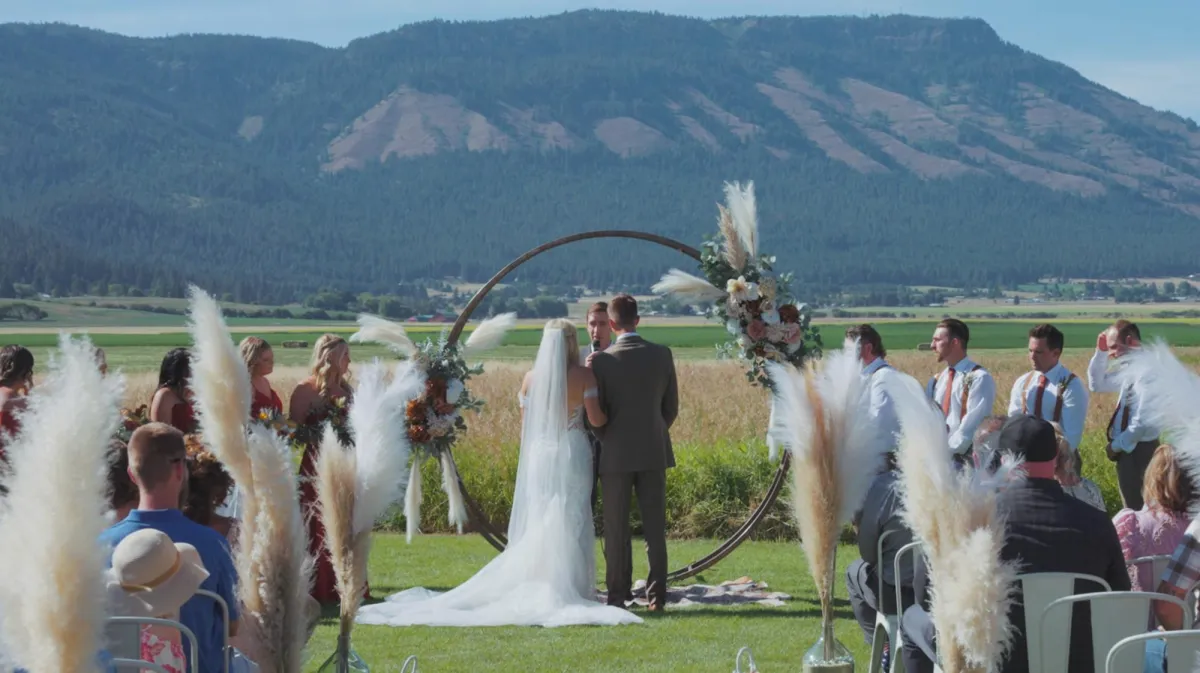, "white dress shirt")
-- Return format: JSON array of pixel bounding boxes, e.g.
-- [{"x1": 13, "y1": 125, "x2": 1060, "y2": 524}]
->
[
  {"x1": 1086, "y1": 349, "x2": 1158, "y2": 452},
  {"x1": 1007, "y1": 362, "x2": 1089, "y2": 450},
  {"x1": 925, "y1": 357, "x2": 997, "y2": 455},
  {"x1": 863, "y1": 357, "x2": 907, "y2": 450}
]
